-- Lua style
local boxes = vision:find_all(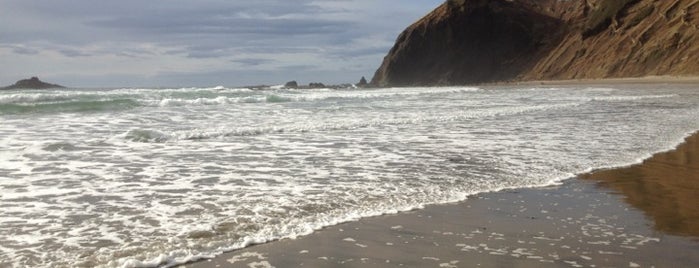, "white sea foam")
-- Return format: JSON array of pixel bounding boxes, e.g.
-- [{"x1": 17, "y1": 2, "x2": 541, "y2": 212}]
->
[
  {"x1": 119, "y1": 102, "x2": 585, "y2": 142},
  {"x1": 0, "y1": 84, "x2": 698, "y2": 268},
  {"x1": 590, "y1": 94, "x2": 679, "y2": 101},
  {"x1": 0, "y1": 92, "x2": 74, "y2": 104}
]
